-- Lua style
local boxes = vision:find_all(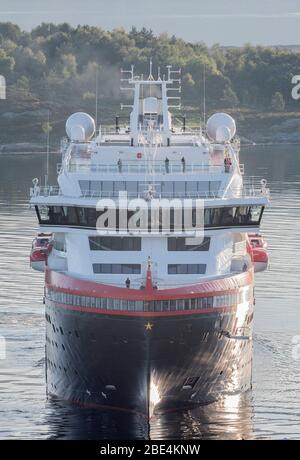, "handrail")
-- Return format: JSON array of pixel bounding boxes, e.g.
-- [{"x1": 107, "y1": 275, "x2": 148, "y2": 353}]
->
[
  {"x1": 30, "y1": 181, "x2": 270, "y2": 200},
  {"x1": 66, "y1": 162, "x2": 241, "y2": 175}
]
